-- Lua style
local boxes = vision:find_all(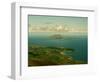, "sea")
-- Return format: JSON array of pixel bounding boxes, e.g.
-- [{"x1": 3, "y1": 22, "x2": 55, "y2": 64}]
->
[{"x1": 28, "y1": 32, "x2": 88, "y2": 63}]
